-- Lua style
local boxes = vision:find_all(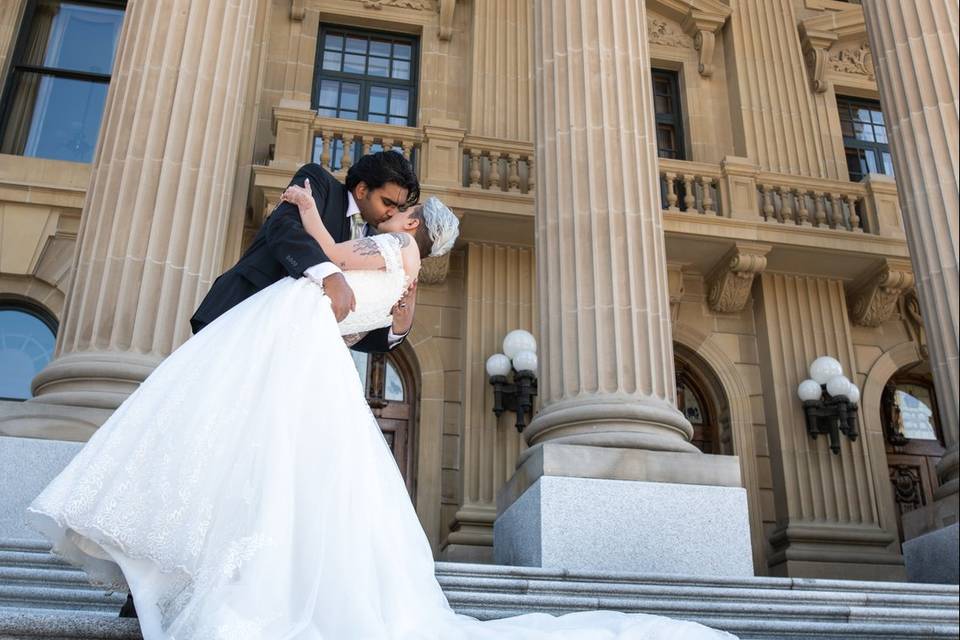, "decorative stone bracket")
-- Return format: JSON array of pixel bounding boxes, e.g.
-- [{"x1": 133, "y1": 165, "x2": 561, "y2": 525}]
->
[
  {"x1": 798, "y1": 6, "x2": 869, "y2": 93},
  {"x1": 847, "y1": 258, "x2": 914, "y2": 327},
  {"x1": 667, "y1": 261, "x2": 687, "y2": 322},
  {"x1": 290, "y1": 0, "x2": 304, "y2": 21},
  {"x1": 706, "y1": 243, "x2": 771, "y2": 313},
  {"x1": 648, "y1": 0, "x2": 730, "y2": 78}
]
